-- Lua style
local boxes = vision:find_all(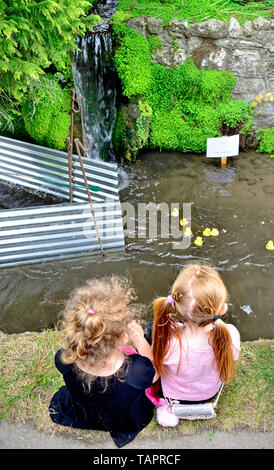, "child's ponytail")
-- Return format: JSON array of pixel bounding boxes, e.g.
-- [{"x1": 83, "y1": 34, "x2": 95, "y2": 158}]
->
[
  {"x1": 210, "y1": 318, "x2": 235, "y2": 383},
  {"x1": 152, "y1": 297, "x2": 182, "y2": 377}
]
